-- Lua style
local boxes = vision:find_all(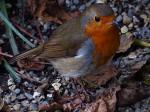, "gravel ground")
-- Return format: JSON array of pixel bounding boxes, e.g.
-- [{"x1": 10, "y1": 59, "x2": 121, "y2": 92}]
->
[{"x1": 0, "y1": 0, "x2": 150, "y2": 111}]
